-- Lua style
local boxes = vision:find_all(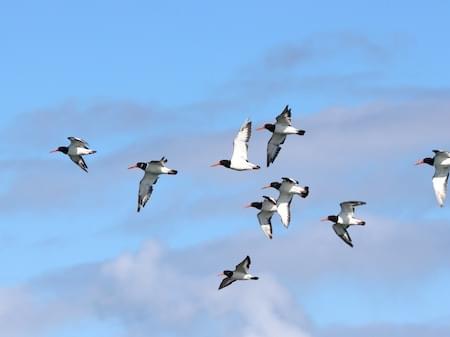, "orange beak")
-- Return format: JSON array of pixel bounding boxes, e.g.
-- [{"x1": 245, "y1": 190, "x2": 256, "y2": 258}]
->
[{"x1": 128, "y1": 164, "x2": 138, "y2": 169}]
